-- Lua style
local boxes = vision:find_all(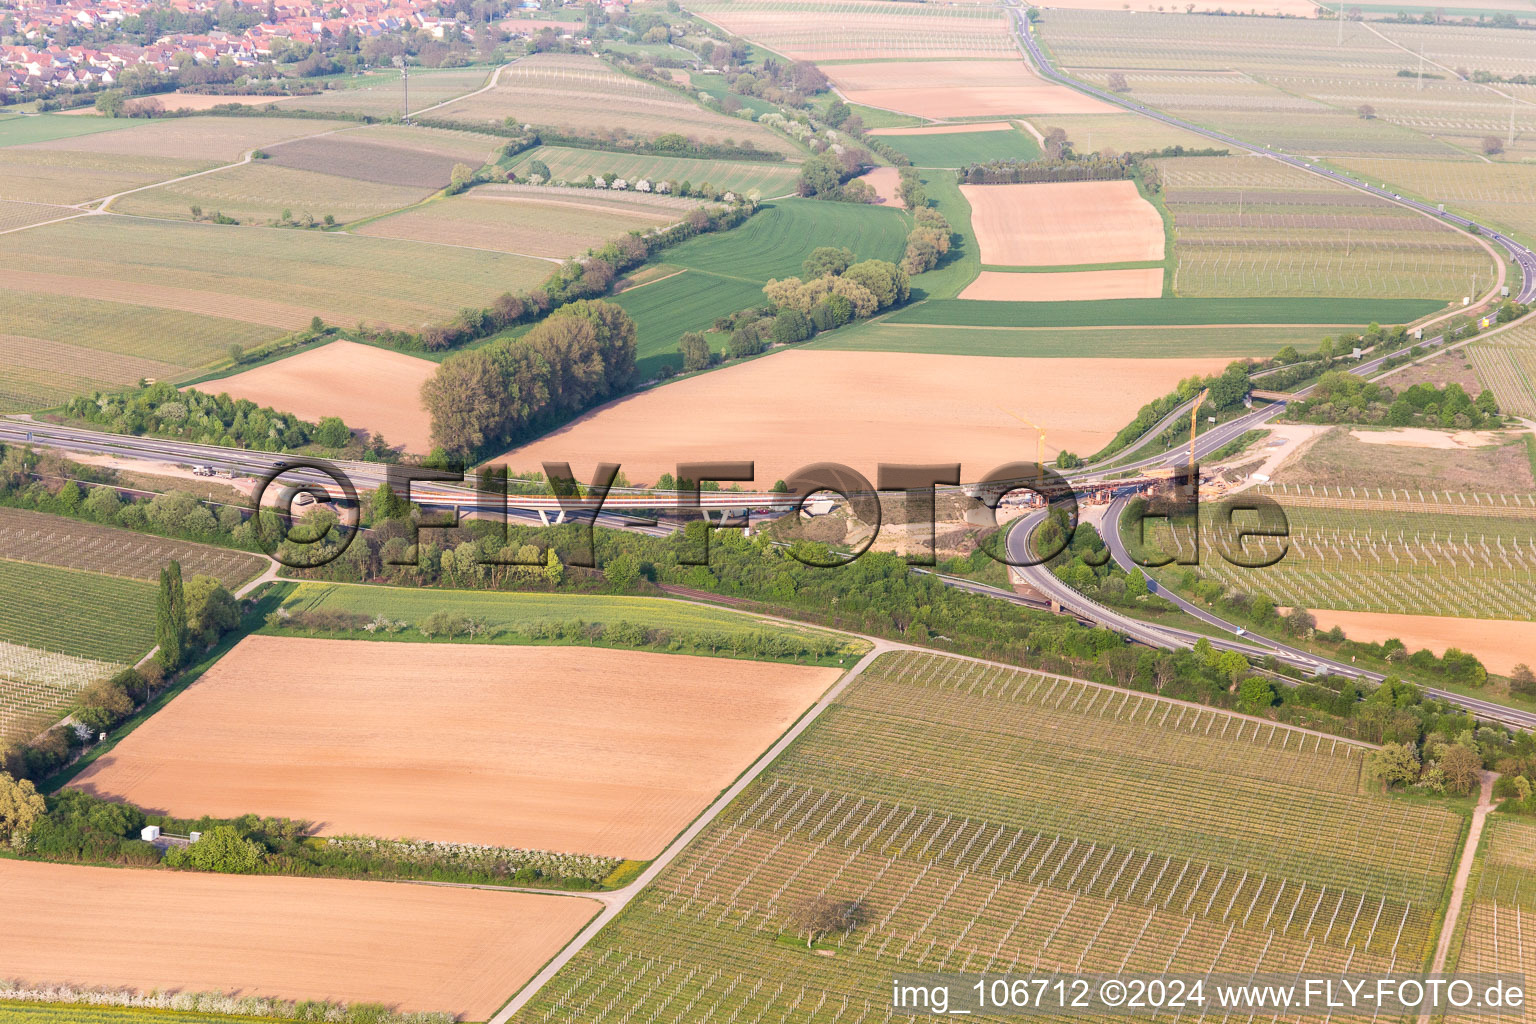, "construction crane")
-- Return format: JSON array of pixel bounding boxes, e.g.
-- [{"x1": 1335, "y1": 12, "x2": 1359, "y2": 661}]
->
[
  {"x1": 1187, "y1": 388, "x2": 1209, "y2": 494},
  {"x1": 1000, "y1": 408, "x2": 1048, "y2": 475}
]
